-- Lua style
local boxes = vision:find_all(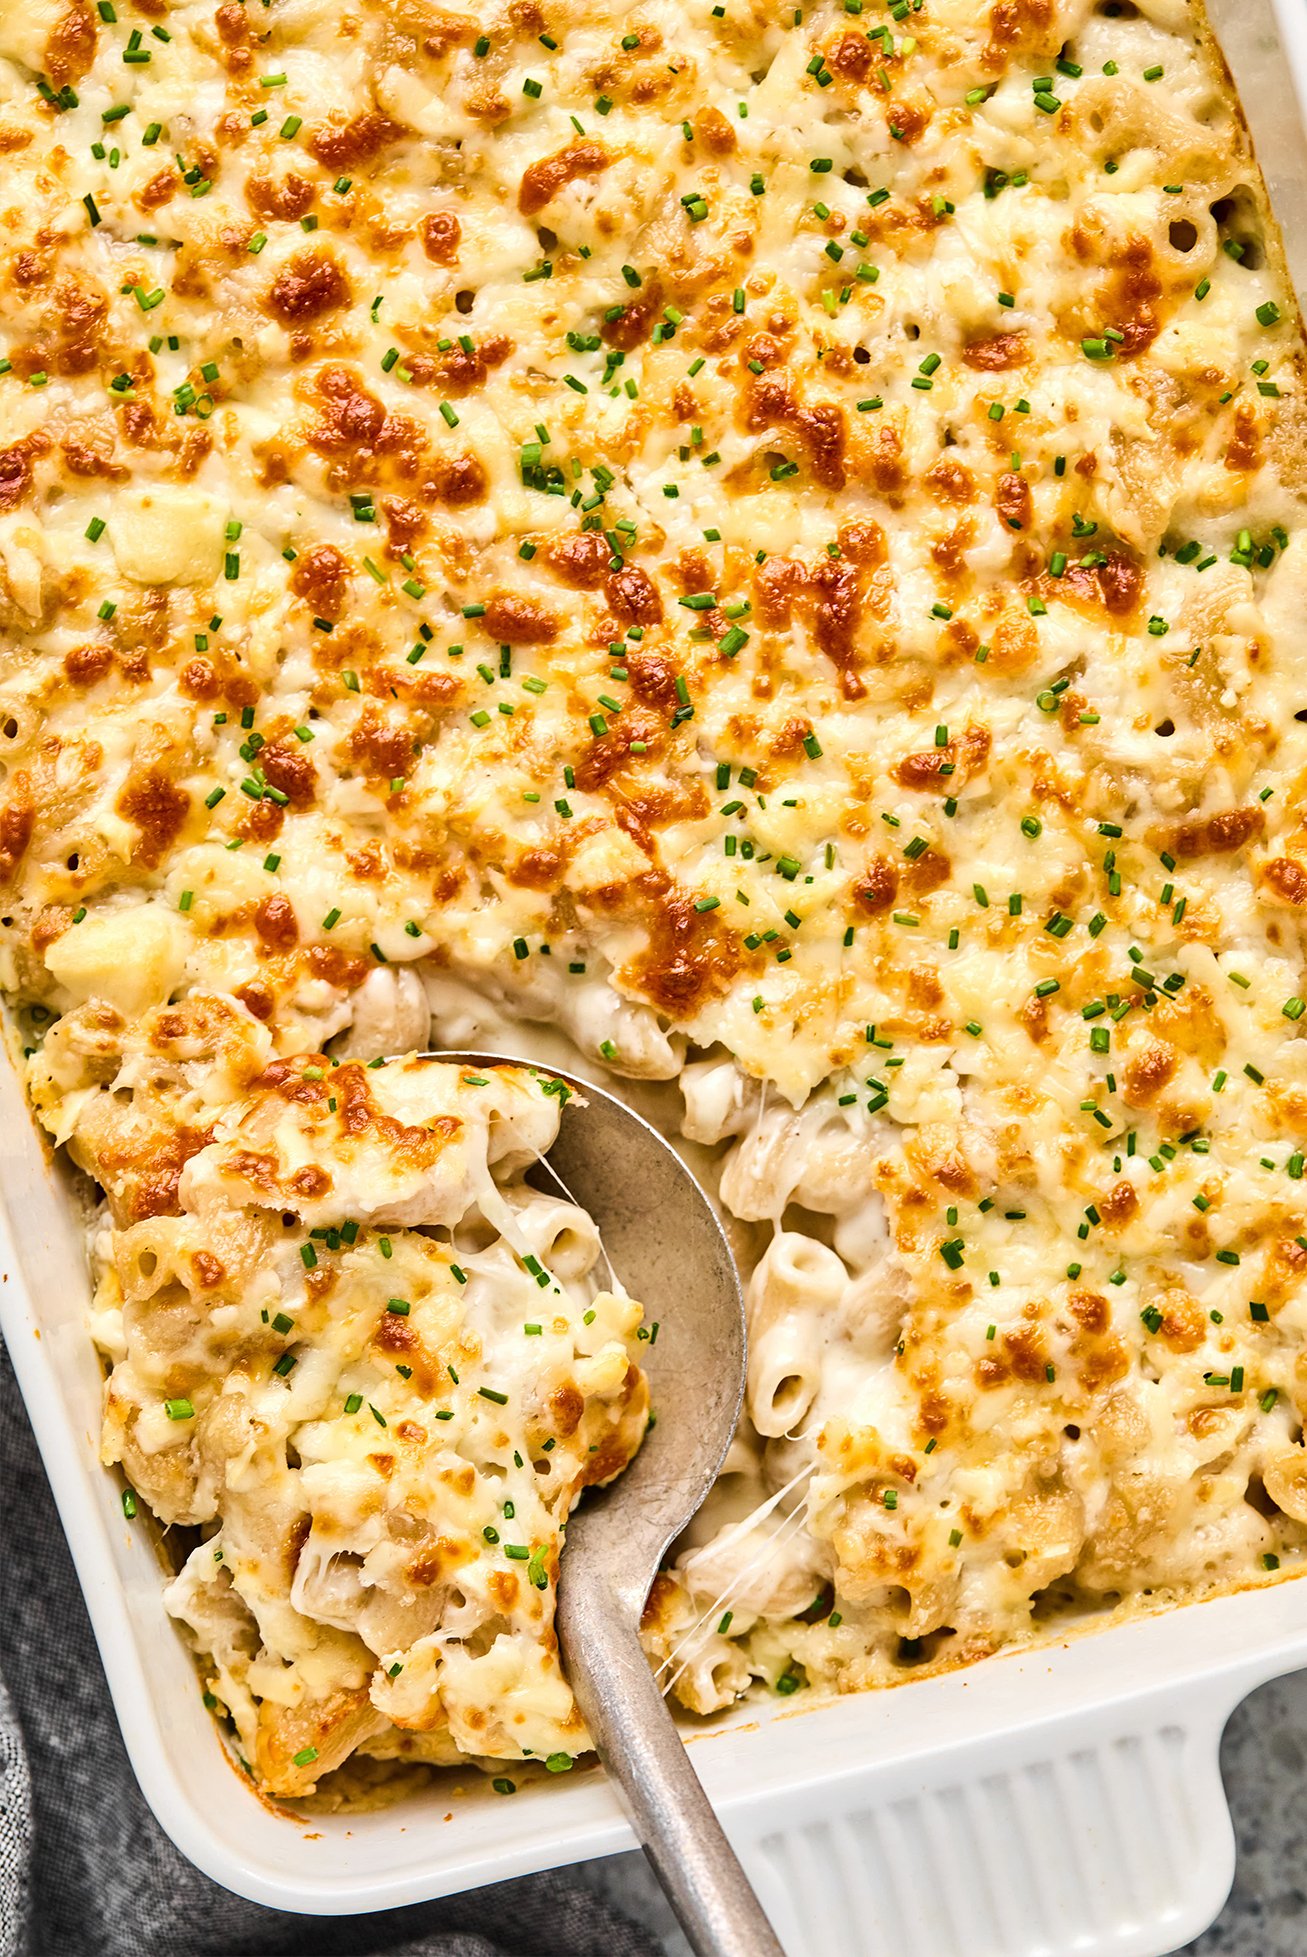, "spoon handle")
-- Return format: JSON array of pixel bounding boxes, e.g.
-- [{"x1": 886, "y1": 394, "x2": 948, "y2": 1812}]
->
[{"x1": 560, "y1": 1577, "x2": 787, "y2": 1957}]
